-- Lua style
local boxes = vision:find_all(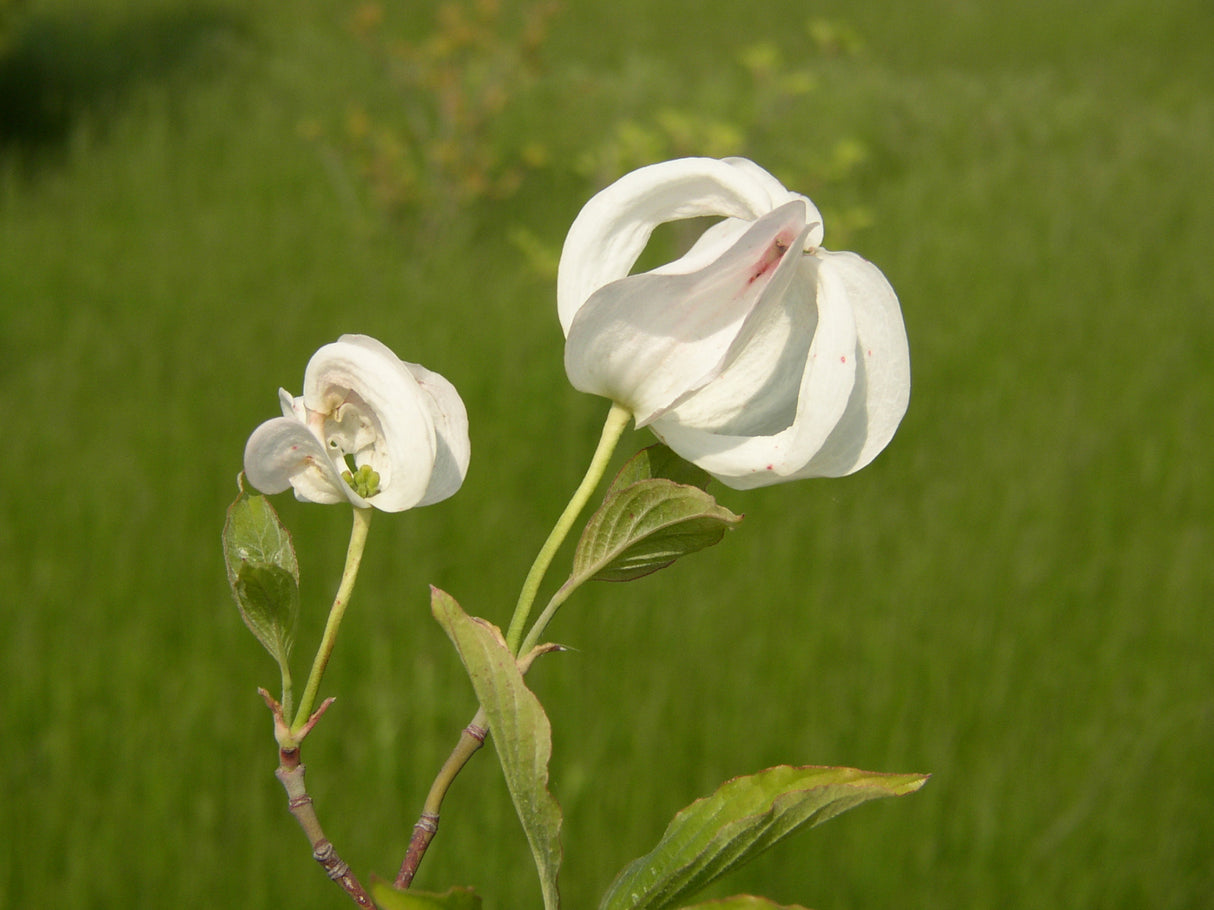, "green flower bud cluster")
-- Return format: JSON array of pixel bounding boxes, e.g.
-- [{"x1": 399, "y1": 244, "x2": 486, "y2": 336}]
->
[{"x1": 342, "y1": 464, "x2": 382, "y2": 499}]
